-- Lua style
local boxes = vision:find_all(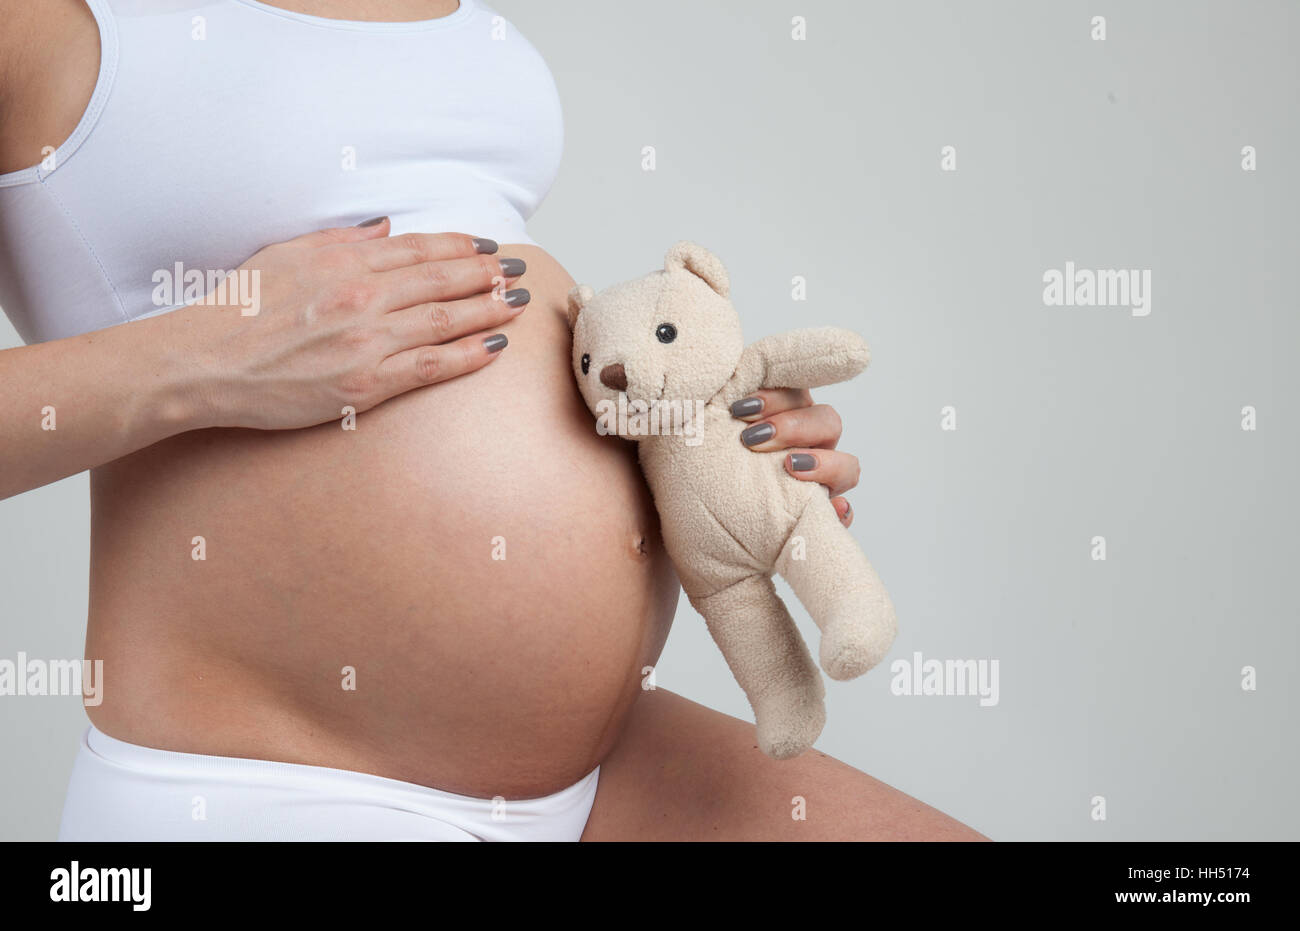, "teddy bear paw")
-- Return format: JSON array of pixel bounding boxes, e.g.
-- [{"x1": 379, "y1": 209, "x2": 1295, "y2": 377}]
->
[
  {"x1": 754, "y1": 694, "x2": 826, "y2": 760},
  {"x1": 819, "y1": 619, "x2": 895, "y2": 681}
]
